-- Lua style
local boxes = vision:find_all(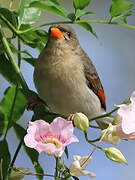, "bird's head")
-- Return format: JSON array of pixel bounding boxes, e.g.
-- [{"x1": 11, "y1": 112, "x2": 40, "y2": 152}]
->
[{"x1": 47, "y1": 24, "x2": 80, "y2": 50}]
